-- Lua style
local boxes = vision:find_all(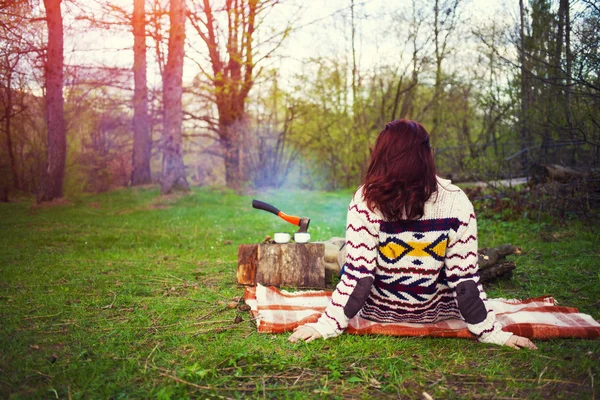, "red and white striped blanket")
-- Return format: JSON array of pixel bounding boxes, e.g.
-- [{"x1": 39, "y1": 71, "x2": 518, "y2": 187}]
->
[{"x1": 244, "y1": 284, "x2": 600, "y2": 339}]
